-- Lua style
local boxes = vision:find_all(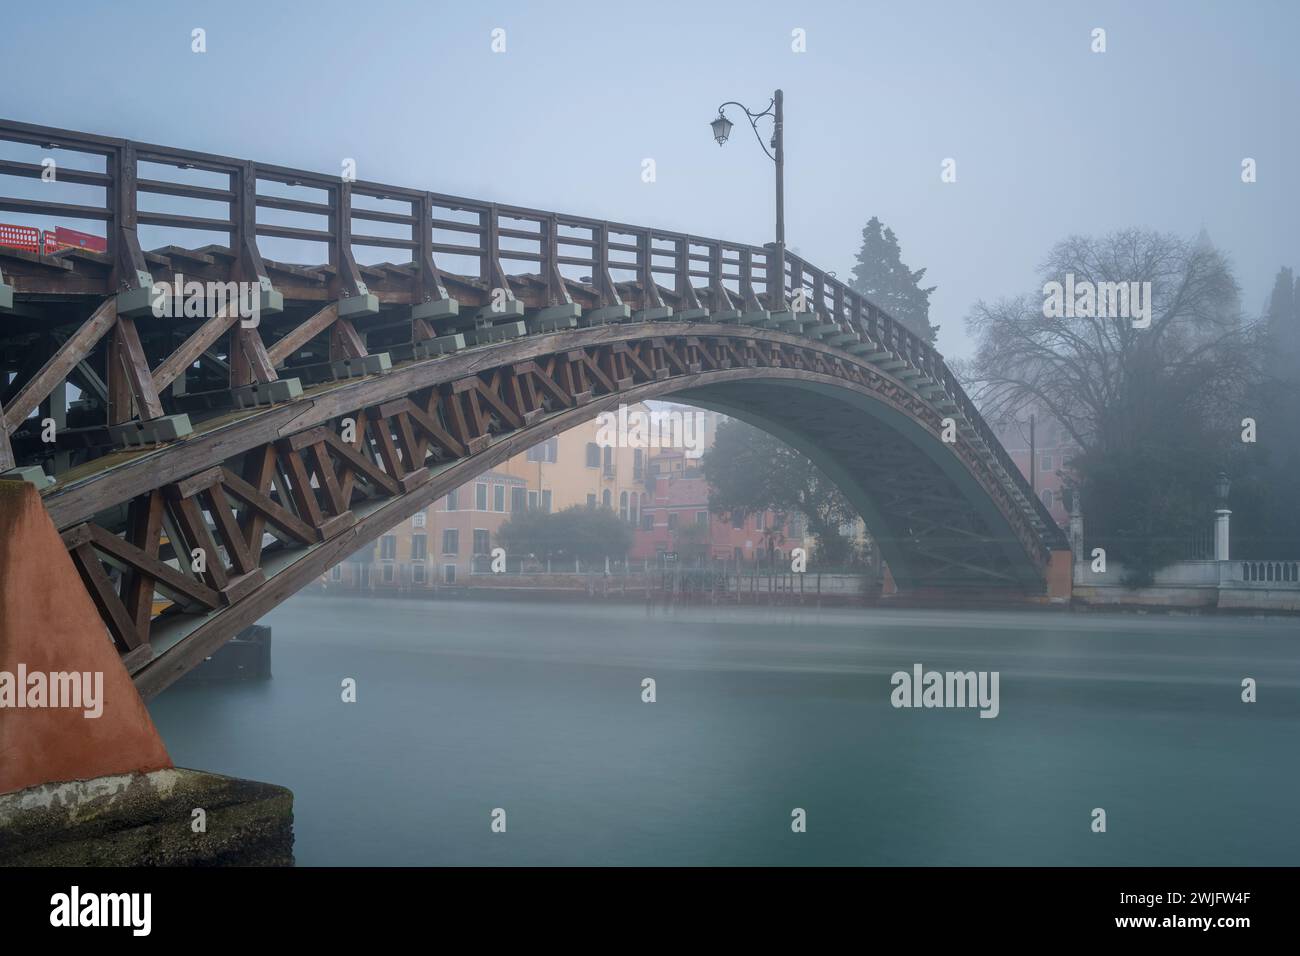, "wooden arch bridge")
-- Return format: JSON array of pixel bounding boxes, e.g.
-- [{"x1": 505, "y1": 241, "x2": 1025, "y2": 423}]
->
[{"x1": 0, "y1": 119, "x2": 1068, "y2": 698}]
